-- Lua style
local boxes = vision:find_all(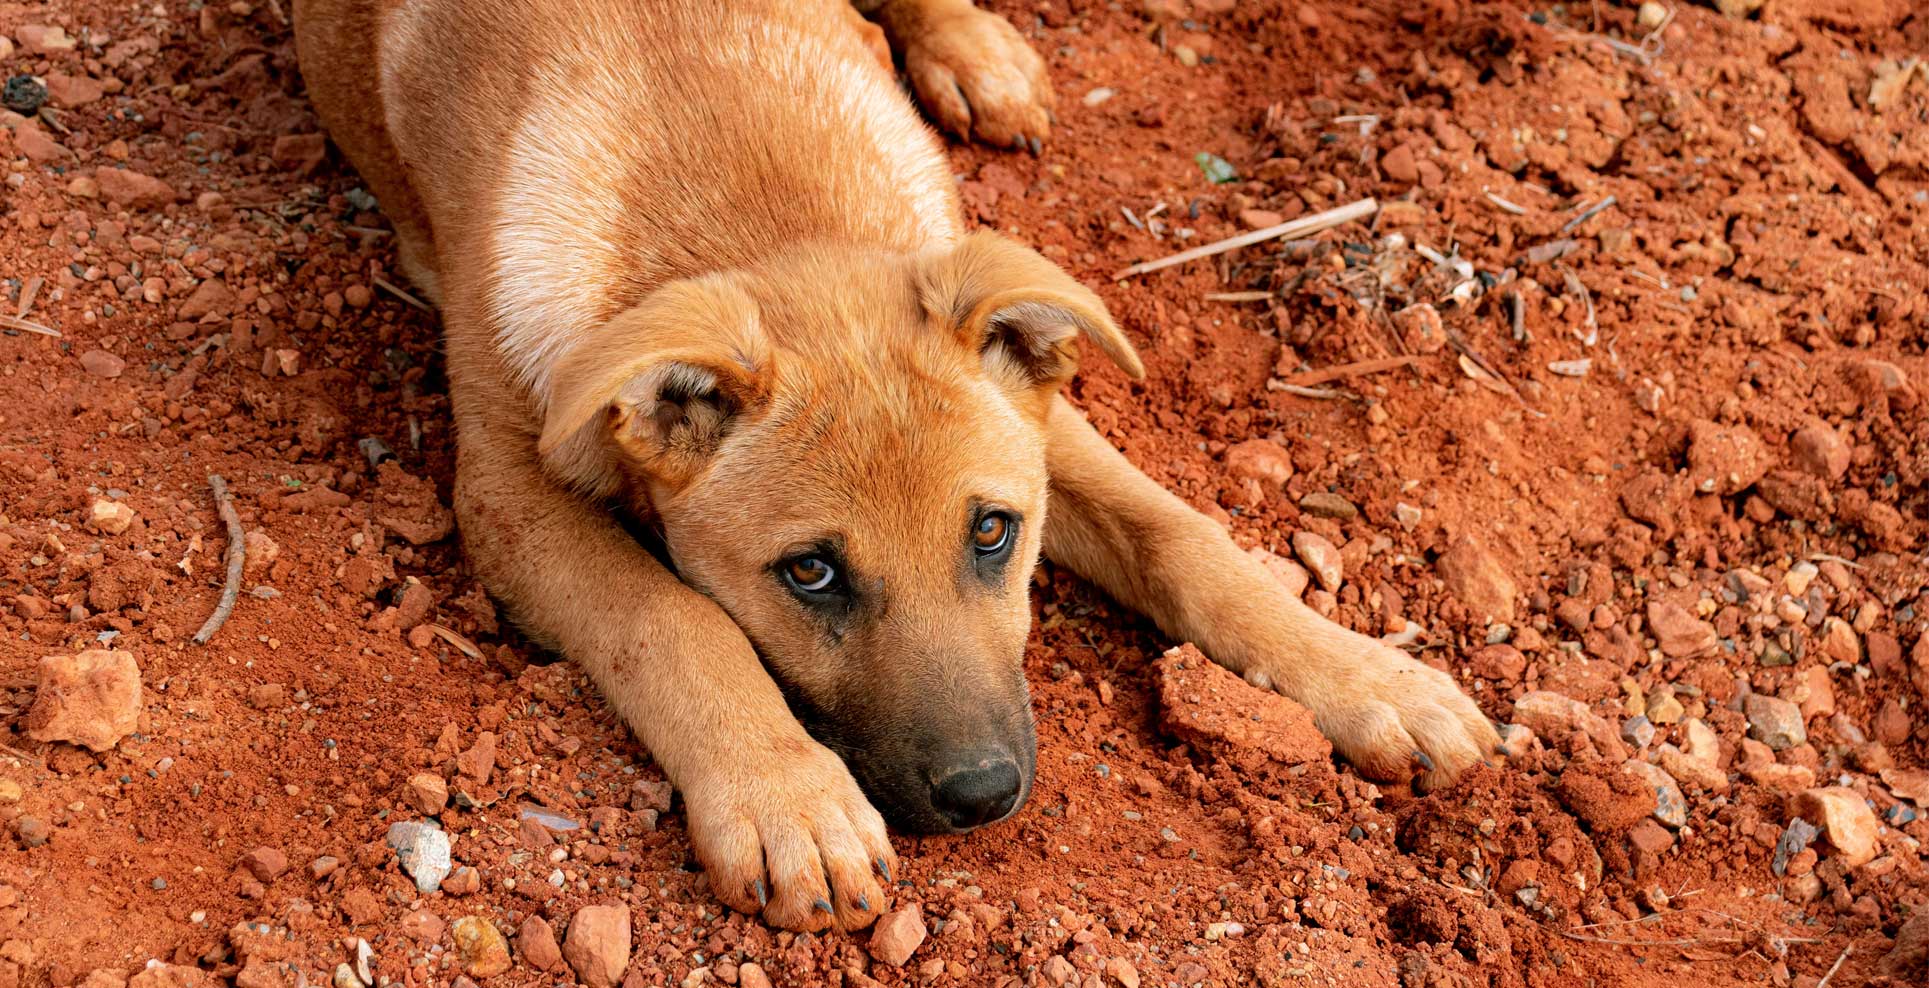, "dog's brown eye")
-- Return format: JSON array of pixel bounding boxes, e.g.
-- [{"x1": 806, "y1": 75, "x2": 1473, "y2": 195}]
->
[
  {"x1": 785, "y1": 556, "x2": 837, "y2": 593},
  {"x1": 973, "y1": 513, "x2": 1013, "y2": 554}
]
